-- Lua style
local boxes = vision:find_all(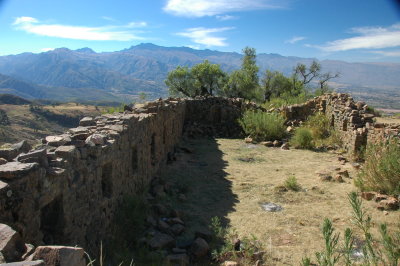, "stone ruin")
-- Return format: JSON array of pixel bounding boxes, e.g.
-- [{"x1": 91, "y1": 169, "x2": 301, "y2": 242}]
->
[{"x1": 0, "y1": 94, "x2": 398, "y2": 265}]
